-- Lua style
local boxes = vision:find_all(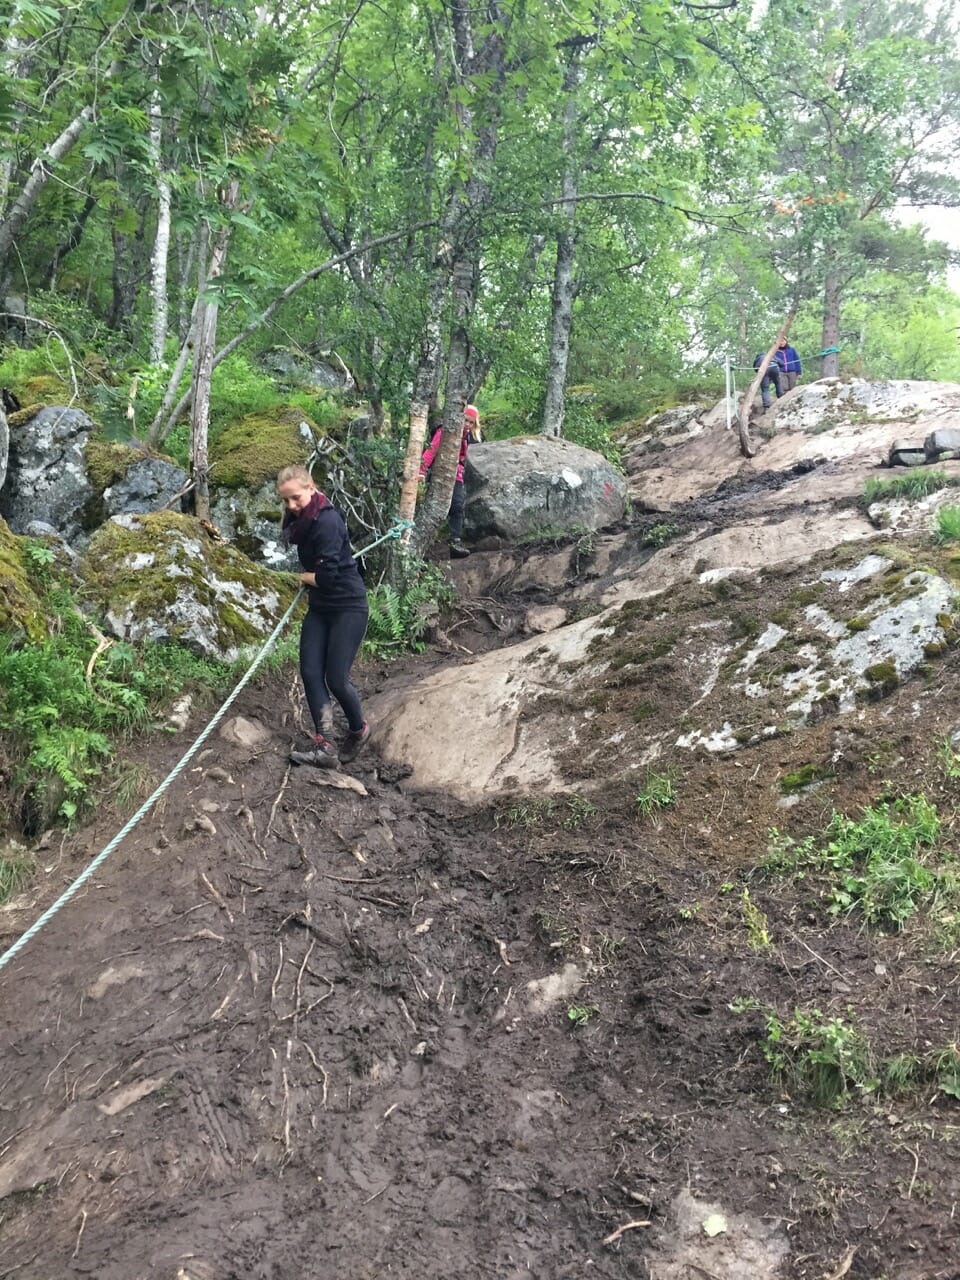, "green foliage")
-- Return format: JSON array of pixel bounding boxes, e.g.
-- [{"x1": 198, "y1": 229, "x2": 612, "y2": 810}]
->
[
  {"x1": 736, "y1": 1000, "x2": 960, "y2": 1106},
  {"x1": 937, "y1": 735, "x2": 960, "y2": 781},
  {"x1": 0, "y1": 845, "x2": 35, "y2": 905},
  {"x1": 363, "y1": 559, "x2": 454, "y2": 658},
  {"x1": 765, "y1": 794, "x2": 949, "y2": 928},
  {"x1": 560, "y1": 399, "x2": 624, "y2": 469},
  {"x1": 863, "y1": 468, "x2": 953, "y2": 504},
  {"x1": 740, "y1": 890, "x2": 771, "y2": 951},
  {"x1": 0, "y1": 580, "x2": 234, "y2": 825},
  {"x1": 635, "y1": 770, "x2": 676, "y2": 816},
  {"x1": 934, "y1": 505, "x2": 960, "y2": 545},
  {"x1": 761, "y1": 1006, "x2": 876, "y2": 1104},
  {"x1": 567, "y1": 1004, "x2": 600, "y2": 1028},
  {"x1": 641, "y1": 523, "x2": 681, "y2": 549}
]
